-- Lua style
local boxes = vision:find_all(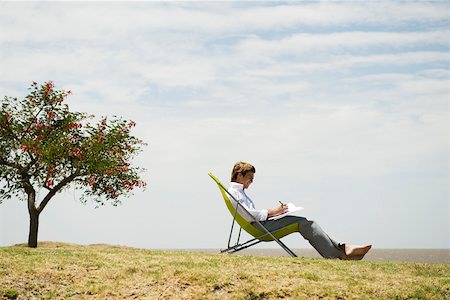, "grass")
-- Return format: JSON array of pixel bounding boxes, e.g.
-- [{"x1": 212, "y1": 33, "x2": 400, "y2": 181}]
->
[{"x1": 1, "y1": 242, "x2": 449, "y2": 299}]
